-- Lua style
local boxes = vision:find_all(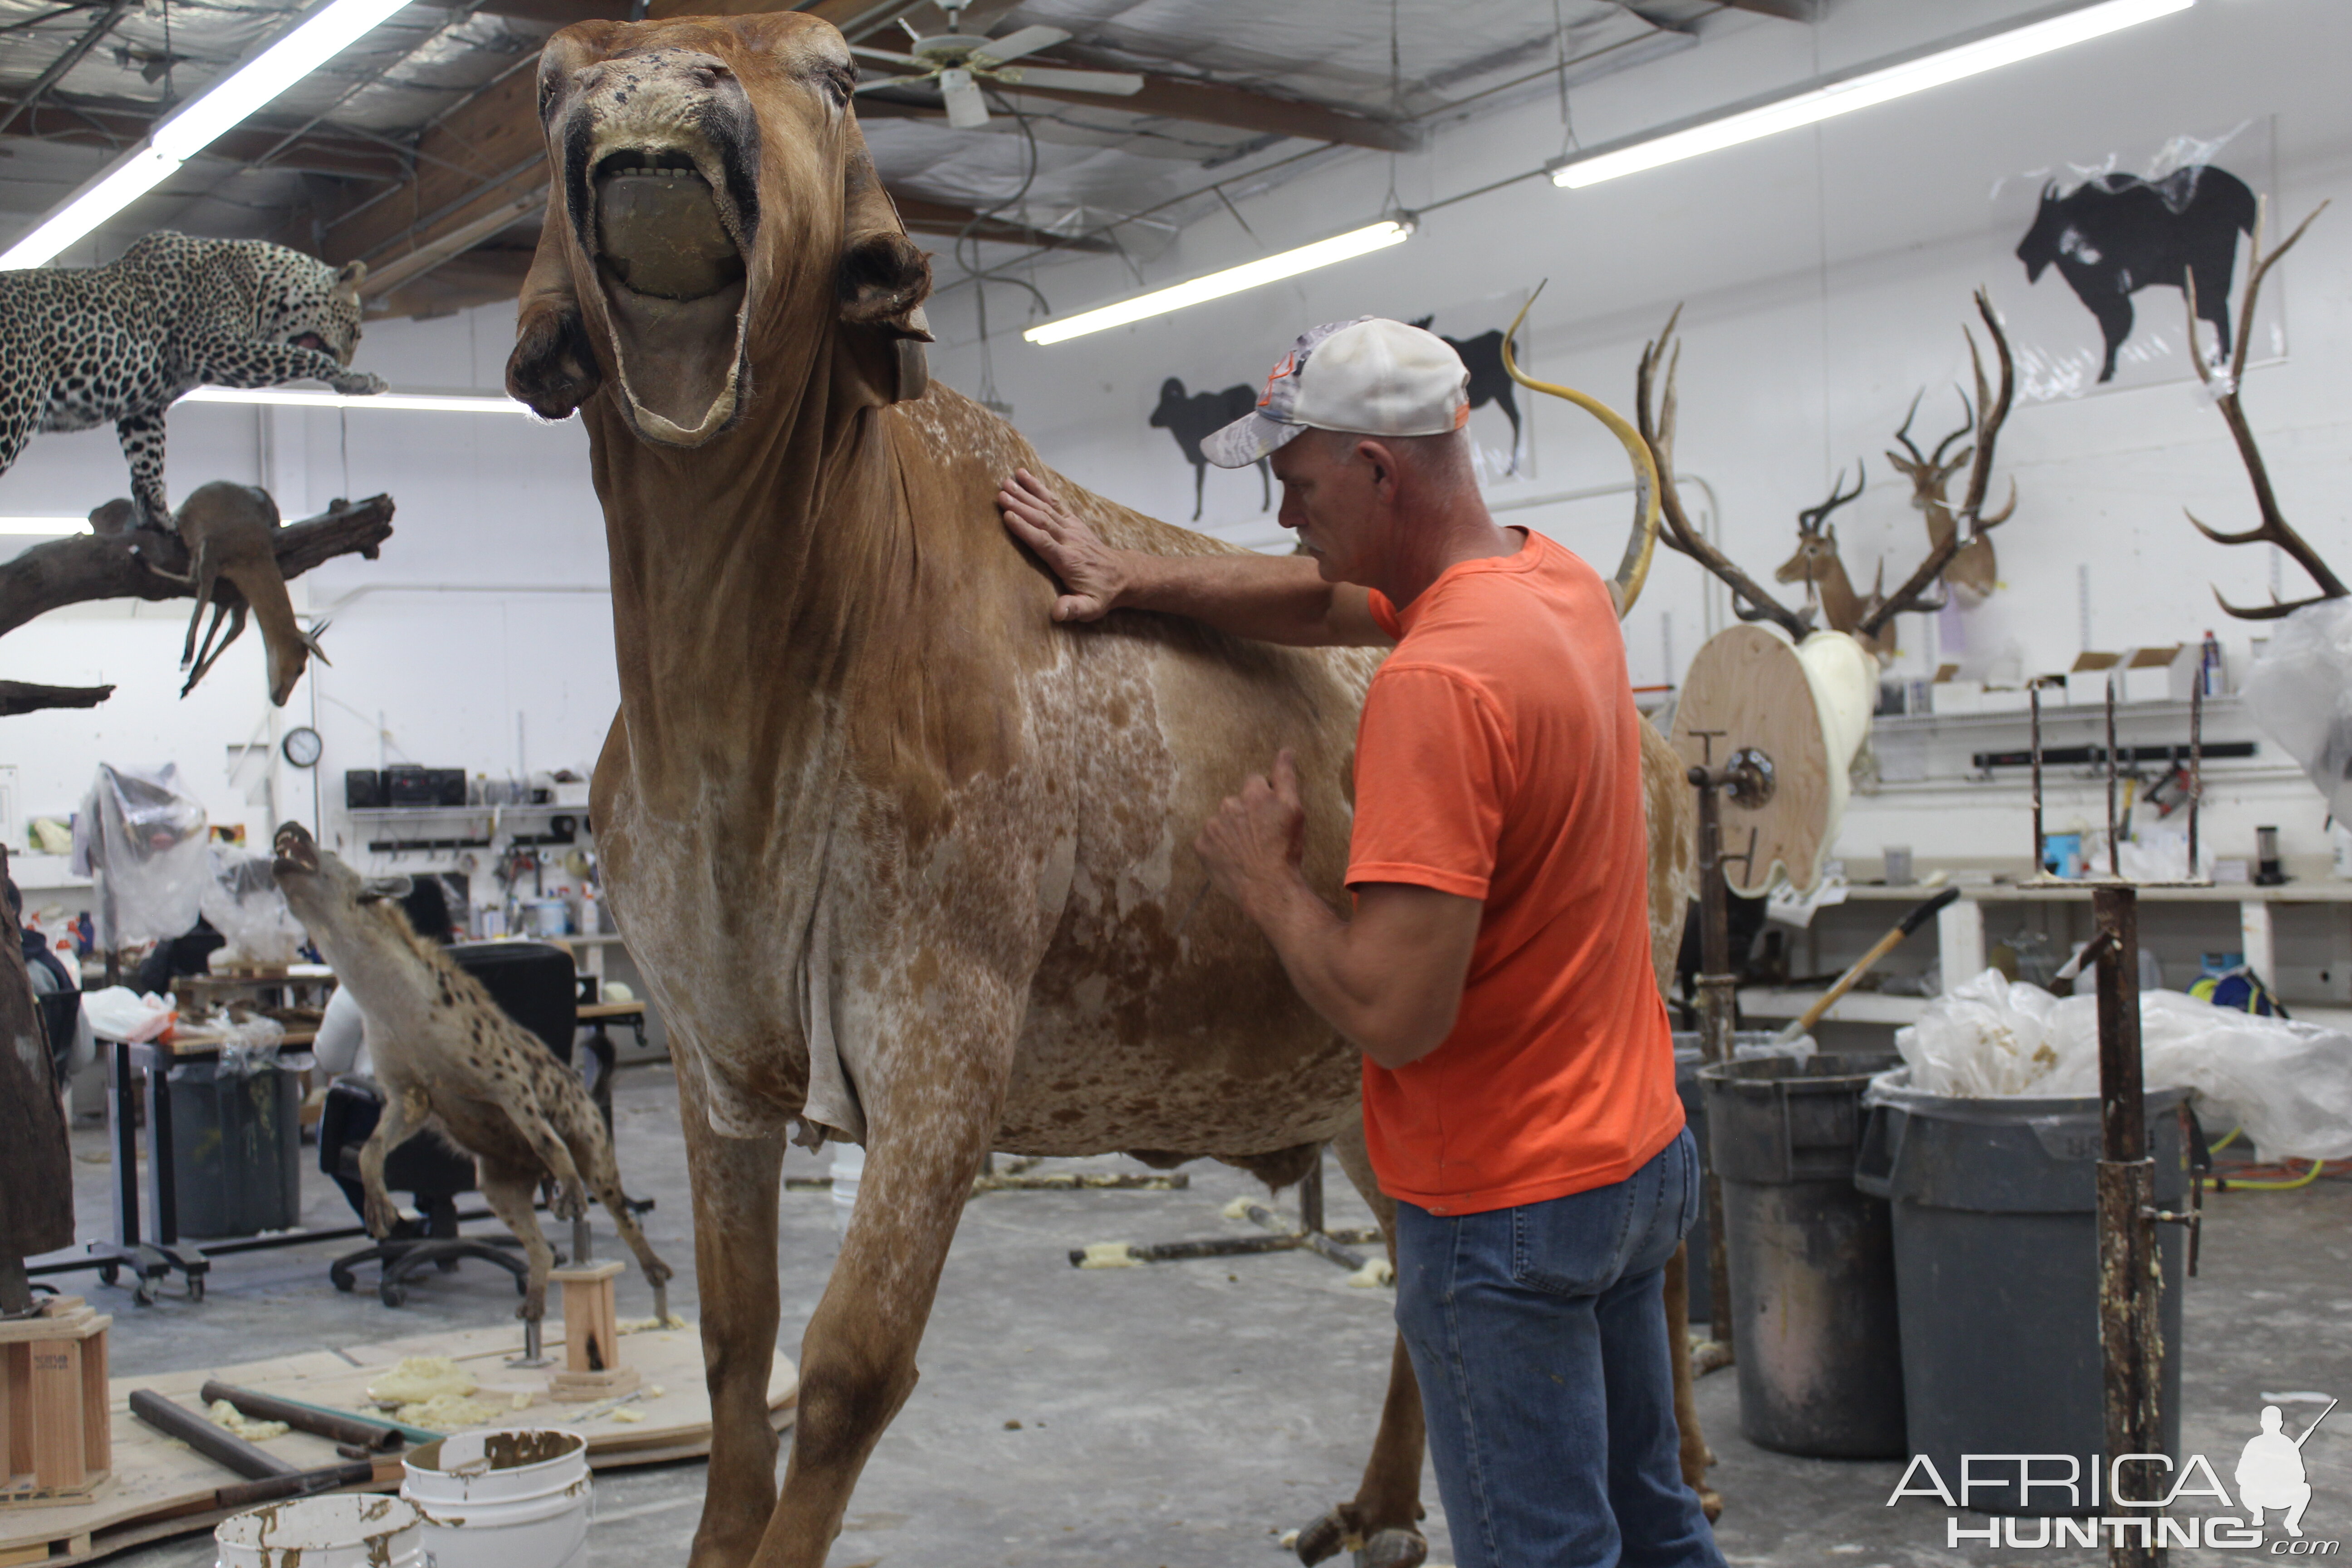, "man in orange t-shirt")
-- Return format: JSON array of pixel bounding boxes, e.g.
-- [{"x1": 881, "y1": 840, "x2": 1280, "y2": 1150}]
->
[{"x1": 1000, "y1": 317, "x2": 1721, "y2": 1568}]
